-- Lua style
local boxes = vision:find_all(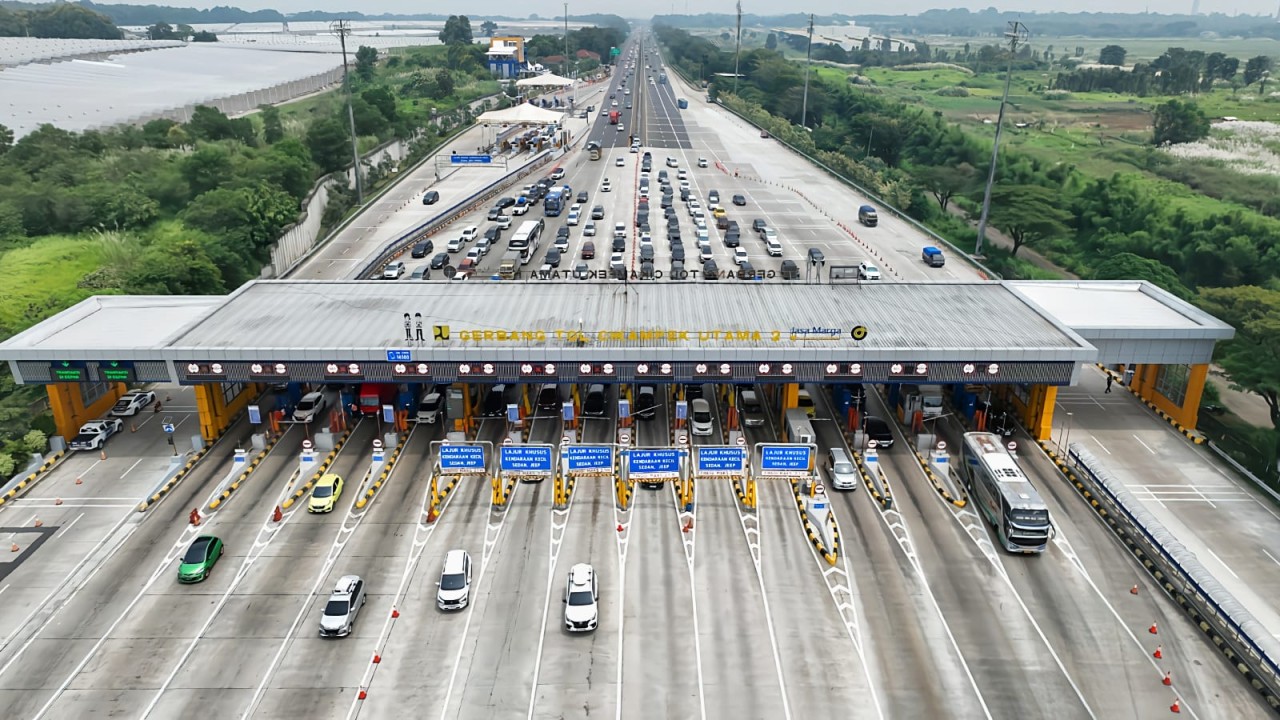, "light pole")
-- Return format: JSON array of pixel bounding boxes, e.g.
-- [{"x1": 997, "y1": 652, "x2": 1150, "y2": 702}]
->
[
  {"x1": 1062, "y1": 411, "x2": 1074, "y2": 453},
  {"x1": 330, "y1": 19, "x2": 364, "y2": 205},
  {"x1": 800, "y1": 14, "x2": 815, "y2": 129},
  {"x1": 563, "y1": 3, "x2": 570, "y2": 81},
  {"x1": 973, "y1": 20, "x2": 1029, "y2": 257},
  {"x1": 733, "y1": 1, "x2": 742, "y2": 96}
]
